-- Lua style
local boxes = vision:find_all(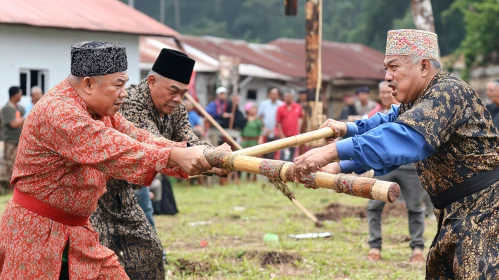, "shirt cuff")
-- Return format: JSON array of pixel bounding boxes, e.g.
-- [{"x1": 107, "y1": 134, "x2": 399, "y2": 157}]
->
[
  {"x1": 338, "y1": 160, "x2": 357, "y2": 174},
  {"x1": 344, "y1": 122, "x2": 358, "y2": 138},
  {"x1": 336, "y1": 138, "x2": 356, "y2": 161}
]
